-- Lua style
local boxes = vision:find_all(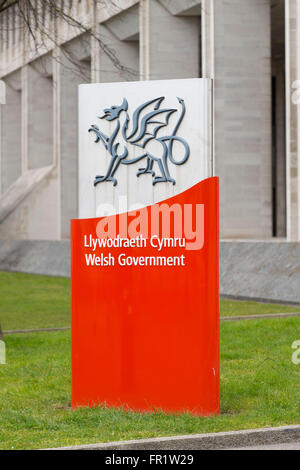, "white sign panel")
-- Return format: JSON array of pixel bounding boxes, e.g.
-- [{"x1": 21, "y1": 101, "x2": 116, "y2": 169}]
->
[{"x1": 78, "y1": 78, "x2": 212, "y2": 218}]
